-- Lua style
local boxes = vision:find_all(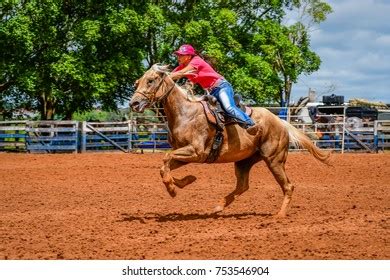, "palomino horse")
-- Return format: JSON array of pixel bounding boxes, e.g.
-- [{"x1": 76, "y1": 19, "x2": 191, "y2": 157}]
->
[{"x1": 130, "y1": 64, "x2": 330, "y2": 217}]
